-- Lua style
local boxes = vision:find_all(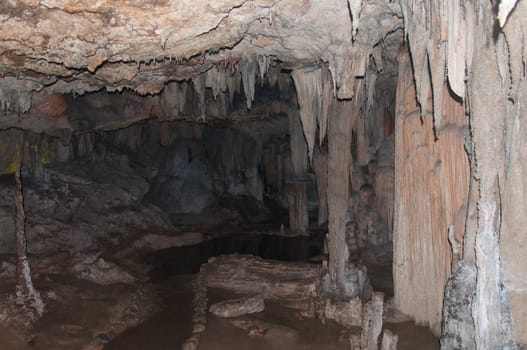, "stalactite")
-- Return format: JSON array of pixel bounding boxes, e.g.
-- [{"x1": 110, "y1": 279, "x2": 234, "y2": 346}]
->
[
  {"x1": 277, "y1": 72, "x2": 290, "y2": 94},
  {"x1": 225, "y1": 72, "x2": 240, "y2": 107},
  {"x1": 347, "y1": 0, "x2": 363, "y2": 39},
  {"x1": 319, "y1": 67, "x2": 333, "y2": 146},
  {"x1": 291, "y1": 68, "x2": 319, "y2": 162},
  {"x1": 446, "y1": 0, "x2": 466, "y2": 98},
  {"x1": 403, "y1": 1, "x2": 432, "y2": 121},
  {"x1": 355, "y1": 114, "x2": 369, "y2": 166},
  {"x1": 365, "y1": 71, "x2": 377, "y2": 114},
  {"x1": 324, "y1": 44, "x2": 354, "y2": 99},
  {"x1": 241, "y1": 57, "x2": 257, "y2": 110},
  {"x1": 267, "y1": 65, "x2": 280, "y2": 89},
  {"x1": 428, "y1": 42, "x2": 445, "y2": 135},
  {"x1": 192, "y1": 74, "x2": 206, "y2": 121},
  {"x1": 351, "y1": 48, "x2": 368, "y2": 79},
  {"x1": 313, "y1": 144, "x2": 328, "y2": 226},
  {"x1": 289, "y1": 109, "x2": 308, "y2": 177},
  {"x1": 0, "y1": 78, "x2": 34, "y2": 115},
  {"x1": 161, "y1": 81, "x2": 189, "y2": 118},
  {"x1": 498, "y1": 0, "x2": 520, "y2": 27},
  {"x1": 352, "y1": 77, "x2": 370, "y2": 167},
  {"x1": 288, "y1": 107, "x2": 309, "y2": 235},
  {"x1": 257, "y1": 55, "x2": 270, "y2": 85},
  {"x1": 205, "y1": 66, "x2": 227, "y2": 100}
]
